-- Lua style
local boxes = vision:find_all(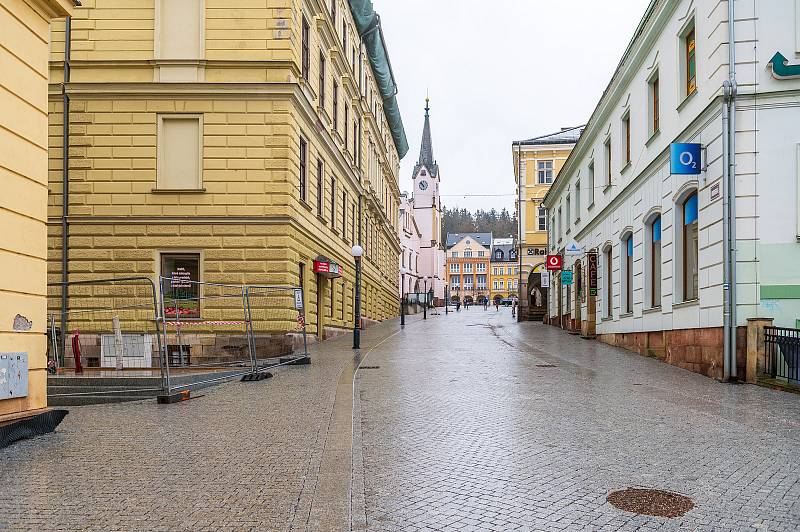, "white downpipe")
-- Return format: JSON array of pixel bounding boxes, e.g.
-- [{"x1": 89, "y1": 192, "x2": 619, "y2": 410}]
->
[{"x1": 725, "y1": 0, "x2": 739, "y2": 380}]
